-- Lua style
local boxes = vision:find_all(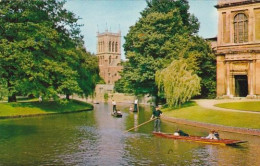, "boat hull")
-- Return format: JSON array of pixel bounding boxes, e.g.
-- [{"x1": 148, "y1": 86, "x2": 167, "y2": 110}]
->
[
  {"x1": 111, "y1": 112, "x2": 122, "y2": 118},
  {"x1": 153, "y1": 132, "x2": 247, "y2": 146}
]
